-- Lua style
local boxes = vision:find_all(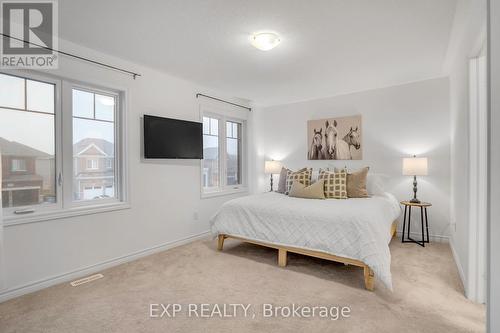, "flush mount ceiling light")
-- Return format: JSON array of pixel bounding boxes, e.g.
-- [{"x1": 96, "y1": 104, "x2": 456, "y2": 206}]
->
[{"x1": 251, "y1": 32, "x2": 281, "y2": 51}]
